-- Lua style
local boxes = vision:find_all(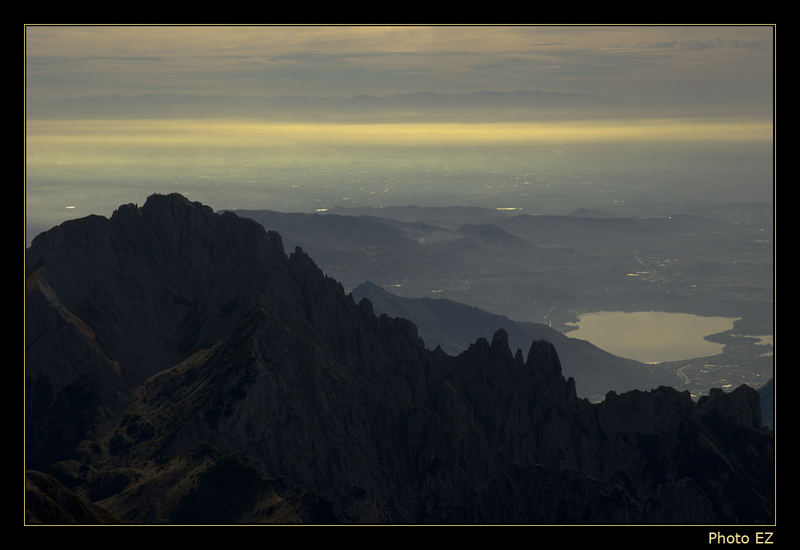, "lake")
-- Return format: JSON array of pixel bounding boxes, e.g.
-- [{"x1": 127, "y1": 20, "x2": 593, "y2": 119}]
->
[{"x1": 564, "y1": 311, "x2": 739, "y2": 364}]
